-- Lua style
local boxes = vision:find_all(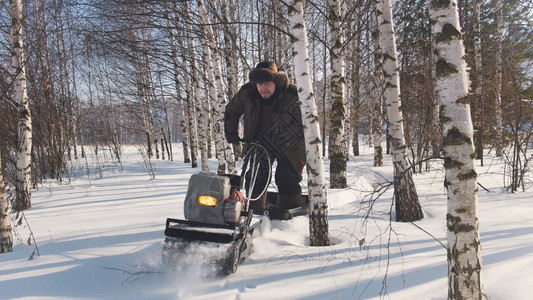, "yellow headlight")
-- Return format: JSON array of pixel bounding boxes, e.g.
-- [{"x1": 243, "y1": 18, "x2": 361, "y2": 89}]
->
[{"x1": 198, "y1": 195, "x2": 217, "y2": 206}]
